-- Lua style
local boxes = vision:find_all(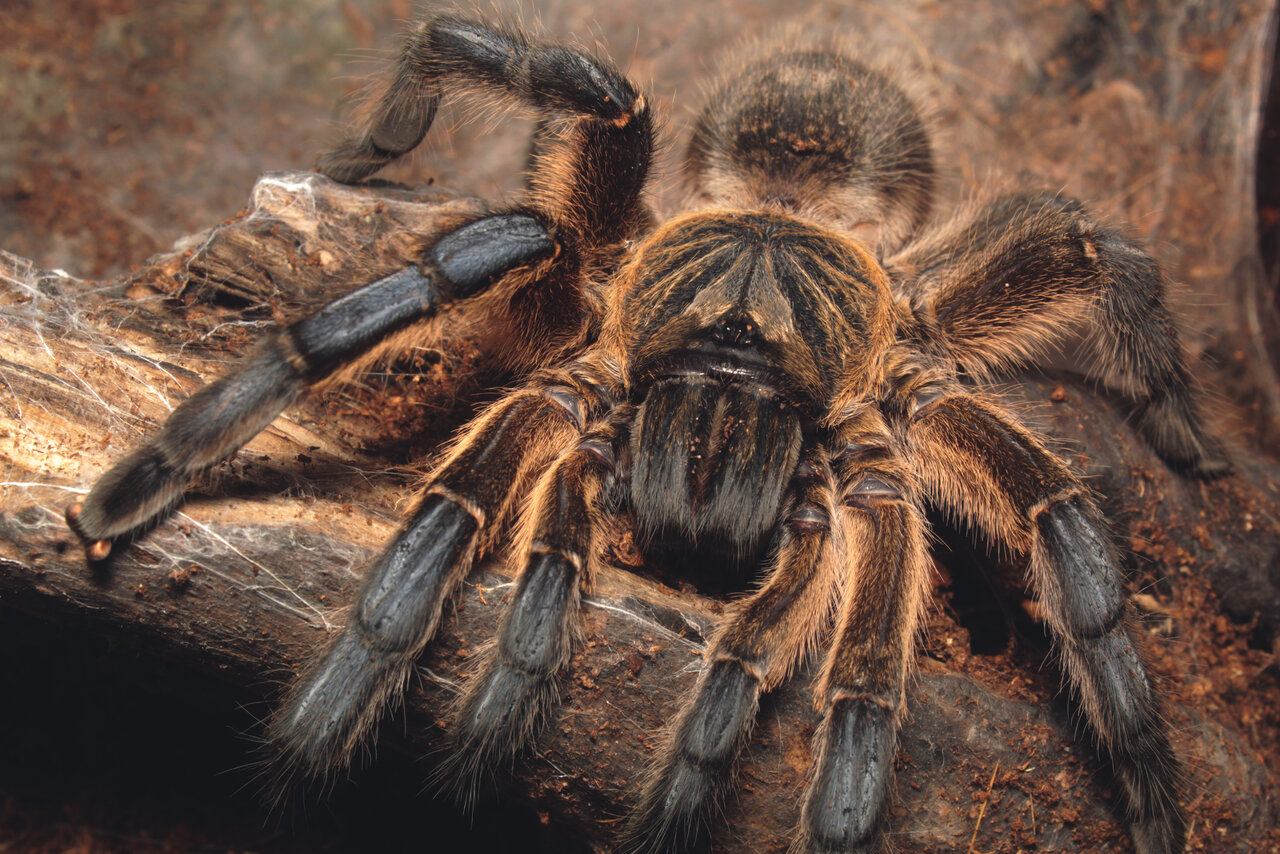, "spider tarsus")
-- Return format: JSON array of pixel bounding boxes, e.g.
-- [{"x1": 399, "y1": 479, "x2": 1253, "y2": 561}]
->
[
  {"x1": 1130, "y1": 810, "x2": 1189, "y2": 854},
  {"x1": 622, "y1": 764, "x2": 717, "y2": 852},
  {"x1": 315, "y1": 138, "x2": 399, "y2": 185},
  {"x1": 264, "y1": 491, "x2": 481, "y2": 804},
  {"x1": 1133, "y1": 393, "x2": 1233, "y2": 480},
  {"x1": 1179, "y1": 453, "x2": 1233, "y2": 480},
  {"x1": 798, "y1": 697, "x2": 894, "y2": 854},
  {"x1": 266, "y1": 630, "x2": 413, "y2": 788},
  {"x1": 1104, "y1": 705, "x2": 1187, "y2": 854},
  {"x1": 1122, "y1": 780, "x2": 1188, "y2": 854},
  {"x1": 68, "y1": 442, "x2": 188, "y2": 544},
  {"x1": 317, "y1": 88, "x2": 439, "y2": 184},
  {"x1": 621, "y1": 659, "x2": 761, "y2": 852},
  {"x1": 434, "y1": 658, "x2": 559, "y2": 805}
]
